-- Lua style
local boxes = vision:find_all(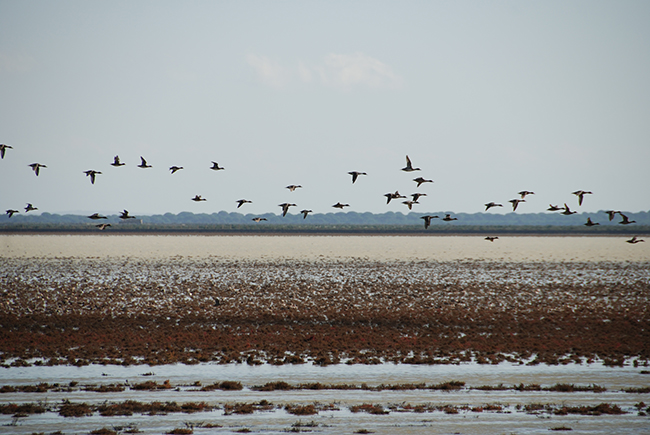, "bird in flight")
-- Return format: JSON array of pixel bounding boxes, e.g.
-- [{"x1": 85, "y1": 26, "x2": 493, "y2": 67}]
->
[
  {"x1": 384, "y1": 191, "x2": 406, "y2": 204},
  {"x1": 401, "y1": 155, "x2": 421, "y2": 172},
  {"x1": 169, "y1": 166, "x2": 183, "y2": 174},
  {"x1": 572, "y1": 190, "x2": 592, "y2": 206},
  {"x1": 411, "y1": 193, "x2": 427, "y2": 202},
  {"x1": 618, "y1": 213, "x2": 636, "y2": 225},
  {"x1": 88, "y1": 213, "x2": 107, "y2": 220},
  {"x1": 24, "y1": 203, "x2": 38, "y2": 212},
  {"x1": 210, "y1": 161, "x2": 224, "y2": 170},
  {"x1": 286, "y1": 185, "x2": 302, "y2": 192},
  {"x1": 584, "y1": 217, "x2": 599, "y2": 227},
  {"x1": 547, "y1": 204, "x2": 563, "y2": 212},
  {"x1": 300, "y1": 209, "x2": 312, "y2": 219},
  {"x1": 561, "y1": 203, "x2": 576, "y2": 215},
  {"x1": 420, "y1": 215, "x2": 439, "y2": 229},
  {"x1": 5, "y1": 209, "x2": 19, "y2": 218},
  {"x1": 236, "y1": 199, "x2": 252, "y2": 208},
  {"x1": 402, "y1": 200, "x2": 418, "y2": 210},
  {"x1": 518, "y1": 191, "x2": 535, "y2": 199},
  {"x1": 252, "y1": 217, "x2": 267, "y2": 222},
  {"x1": 138, "y1": 157, "x2": 152, "y2": 168},
  {"x1": 442, "y1": 214, "x2": 458, "y2": 222},
  {"x1": 485, "y1": 236, "x2": 499, "y2": 242},
  {"x1": 348, "y1": 171, "x2": 367, "y2": 184},
  {"x1": 605, "y1": 210, "x2": 620, "y2": 221},
  {"x1": 191, "y1": 195, "x2": 207, "y2": 202},
  {"x1": 333, "y1": 202, "x2": 350, "y2": 209},
  {"x1": 279, "y1": 203, "x2": 296, "y2": 217},
  {"x1": 626, "y1": 236, "x2": 644, "y2": 244},
  {"x1": 413, "y1": 177, "x2": 433, "y2": 187},
  {"x1": 29, "y1": 163, "x2": 47, "y2": 176},
  {"x1": 111, "y1": 155, "x2": 125, "y2": 167},
  {"x1": 96, "y1": 223, "x2": 111, "y2": 230},
  {"x1": 84, "y1": 170, "x2": 102, "y2": 184},
  {"x1": 0, "y1": 144, "x2": 12, "y2": 159},
  {"x1": 485, "y1": 202, "x2": 503, "y2": 211},
  {"x1": 119, "y1": 210, "x2": 135, "y2": 220},
  {"x1": 509, "y1": 199, "x2": 525, "y2": 212}
]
